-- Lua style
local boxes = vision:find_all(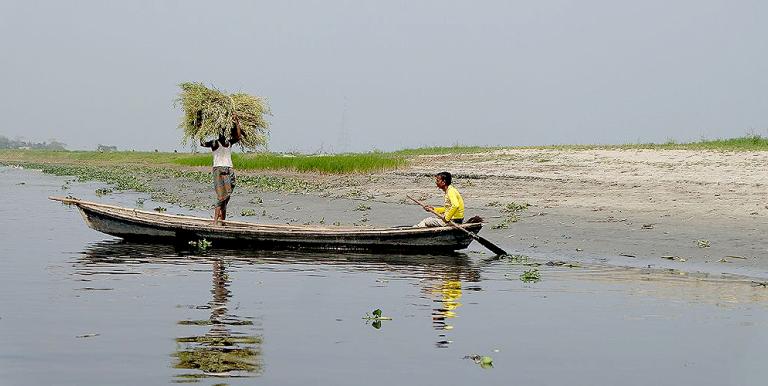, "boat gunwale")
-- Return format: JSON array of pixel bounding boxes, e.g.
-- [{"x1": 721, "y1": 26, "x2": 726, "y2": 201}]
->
[{"x1": 49, "y1": 196, "x2": 483, "y2": 237}]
